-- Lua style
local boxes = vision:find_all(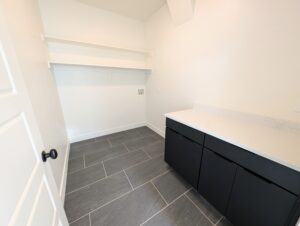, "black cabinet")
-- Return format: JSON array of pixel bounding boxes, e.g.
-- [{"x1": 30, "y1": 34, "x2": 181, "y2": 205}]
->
[
  {"x1": 164, "y1": 118, "x2": 300, "y2": 226},
  {"x1": 165, "y1": 128, "x2": 202, "y2": 188},
  {"x1": 226, "y1": 167, "x2": 297, "y2": 226},
  {"x1": 205, "y1": 135, "x2": 300, "y2": 195},
  {"x1": 198, "y1": 149, "x2": 237, "y2": 214}
]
